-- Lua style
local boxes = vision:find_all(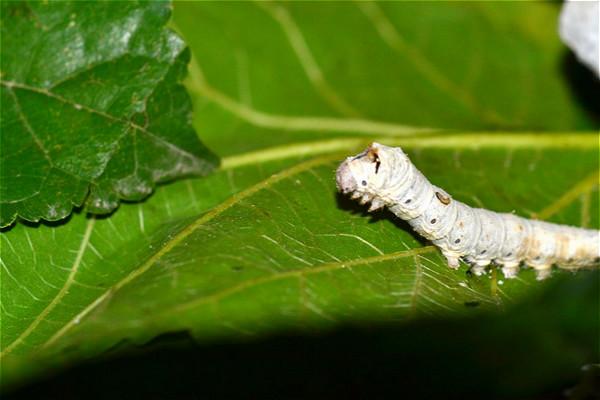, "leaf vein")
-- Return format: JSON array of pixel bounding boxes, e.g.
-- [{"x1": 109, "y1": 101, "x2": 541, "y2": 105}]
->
[
  {"x1": 1, "y1": 218, "x2": 96, "y2": 357},
  {"x1": 256, "y1": 1, "x2": 362, "y2": 117}
]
